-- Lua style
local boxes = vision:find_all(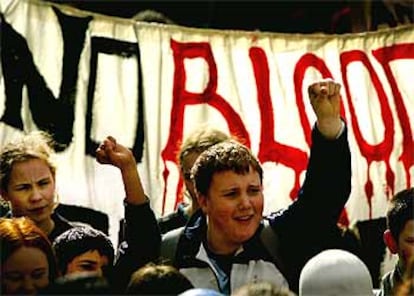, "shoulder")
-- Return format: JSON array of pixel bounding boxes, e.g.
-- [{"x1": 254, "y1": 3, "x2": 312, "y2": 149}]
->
[
  {"x1": 158, "y1": 203, "x2": 193, "y2": 233},
  {"x1": 49, "y1": 212, "x2": 75, "y2": 241},
  {"x1": 379, "y1": 269, "x2": 395, "y2": 295},
  {"x1": 157, "y1": 209, "x2": 182, "y2": 223},
  {"x1": 51, "y1": 212, "x2": 95, "y2": 233}
]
